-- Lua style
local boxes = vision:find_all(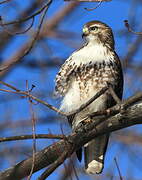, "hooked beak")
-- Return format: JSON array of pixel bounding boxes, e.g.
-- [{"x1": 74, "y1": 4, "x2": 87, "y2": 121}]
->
[
  {"x1": 82, "y1": 27, "x2": 89, "y2": 39},
  {"x1": 82, "y1": 33, "x2": 86, "y2": 38}
]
